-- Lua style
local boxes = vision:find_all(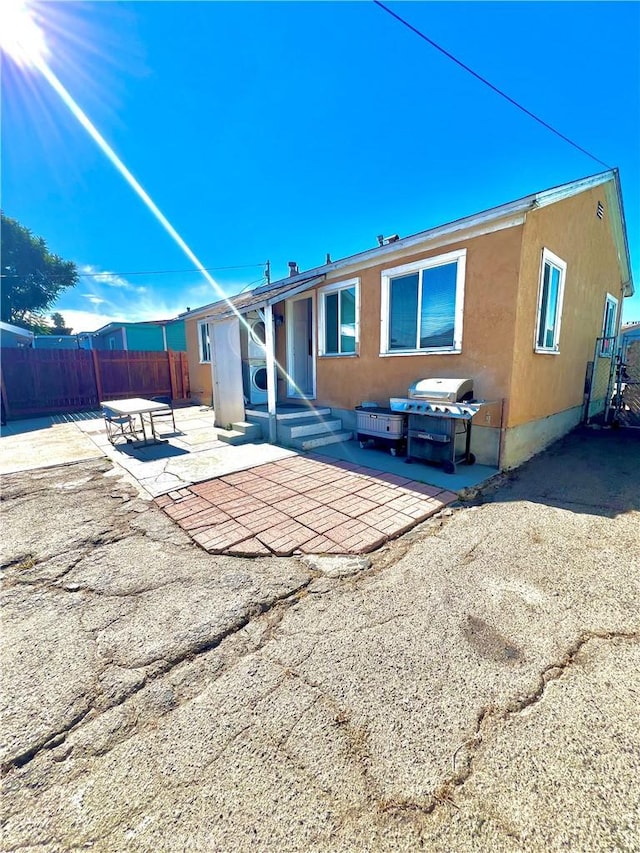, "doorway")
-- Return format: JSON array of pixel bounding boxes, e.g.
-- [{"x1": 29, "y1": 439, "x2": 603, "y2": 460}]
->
[{"x1": 286, "y1": 295, "x2": 315, "y2": 399}]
